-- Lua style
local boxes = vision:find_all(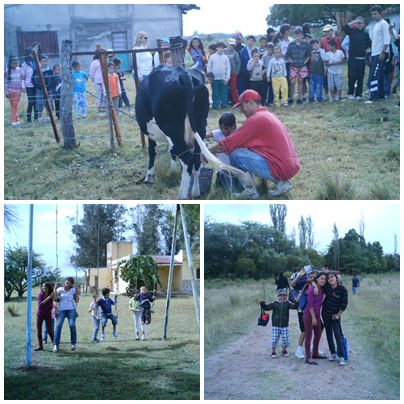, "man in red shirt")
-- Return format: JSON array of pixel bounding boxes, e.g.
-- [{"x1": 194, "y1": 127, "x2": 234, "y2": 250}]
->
[{"x1": 209, "y1": 90, "x2": 300, "y2": 198}]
